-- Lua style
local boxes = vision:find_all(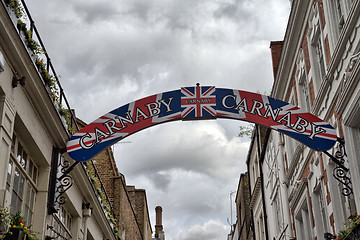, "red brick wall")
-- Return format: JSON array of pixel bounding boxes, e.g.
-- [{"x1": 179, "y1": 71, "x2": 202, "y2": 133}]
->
[
  {"x1": 330, "y1": 213, "x2": 335, "y2": 235},
  {"x1": 325, "y1": 35, "x2": 331, "y2": 65},
  {"x1": 76, "y1": 118, "x2": 144, "y2": 239},
  {"x1": 128, "y1": 188, "x2": 146, "y2": 237},
  {"x1": 309, "y1": 78, "x2": 315, "y2": 104},
  {"x1": 315, "y1": 0, "x2": 326, "y2": 29},
  {"x1": 270, "y1": 41, "x2": 284, "y2": 79},
  {"x1": 114, "y1": 177, "x2": 143, "y2": 240},
  {"x1": 302, "y1": 25, "x2": 311, "y2": 74}
]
